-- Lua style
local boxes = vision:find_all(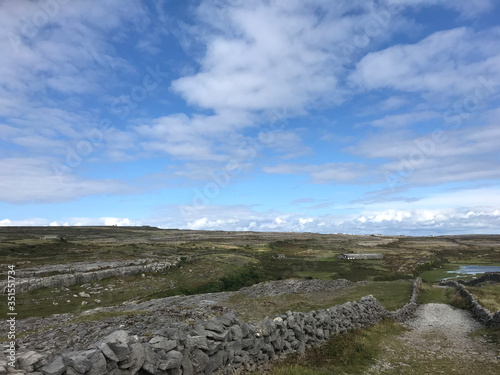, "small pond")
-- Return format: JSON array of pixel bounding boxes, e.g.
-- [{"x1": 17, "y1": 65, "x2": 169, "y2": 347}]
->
[{"x1": 447, "y1": 265, "x2": 500, "y2": 276}]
